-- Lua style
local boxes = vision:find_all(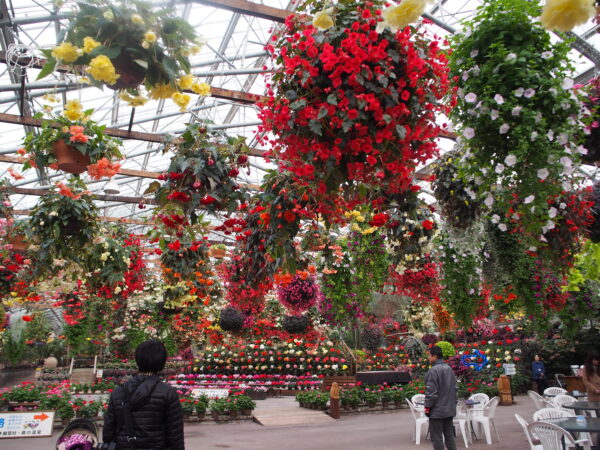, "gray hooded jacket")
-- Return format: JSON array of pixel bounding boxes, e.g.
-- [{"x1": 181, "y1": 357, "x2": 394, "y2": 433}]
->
[{"x1": 424, "y1": 359, "x2": 457, "y2": 419}]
